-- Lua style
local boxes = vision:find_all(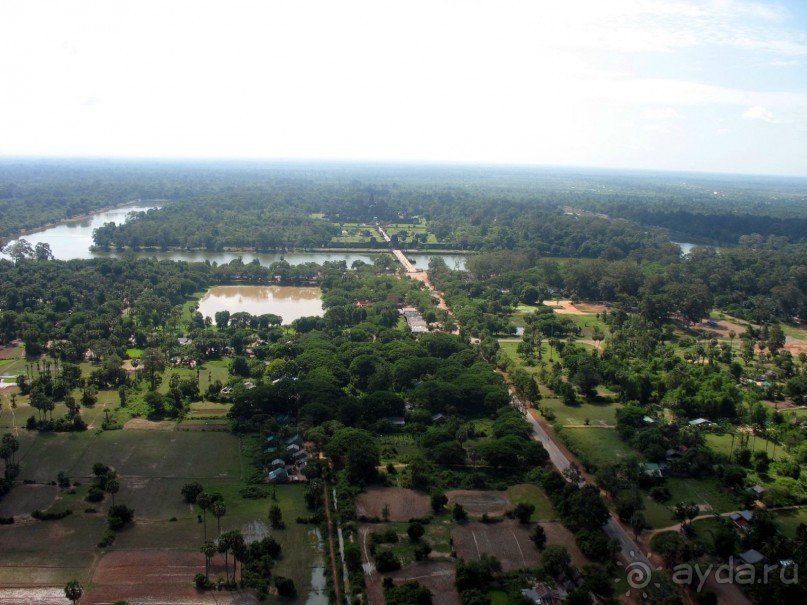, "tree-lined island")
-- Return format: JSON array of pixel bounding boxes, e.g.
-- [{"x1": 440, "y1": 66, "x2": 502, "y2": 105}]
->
[{"x1": 1, "y1": 159, "x2": 807, "y2": 605}]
